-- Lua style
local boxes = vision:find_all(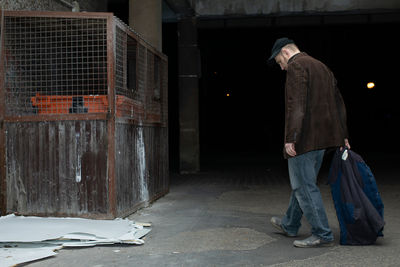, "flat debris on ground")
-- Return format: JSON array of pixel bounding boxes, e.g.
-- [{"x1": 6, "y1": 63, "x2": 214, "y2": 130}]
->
[{"x1": 0, "y1": 214, "x2": 151, "y2": 267}]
